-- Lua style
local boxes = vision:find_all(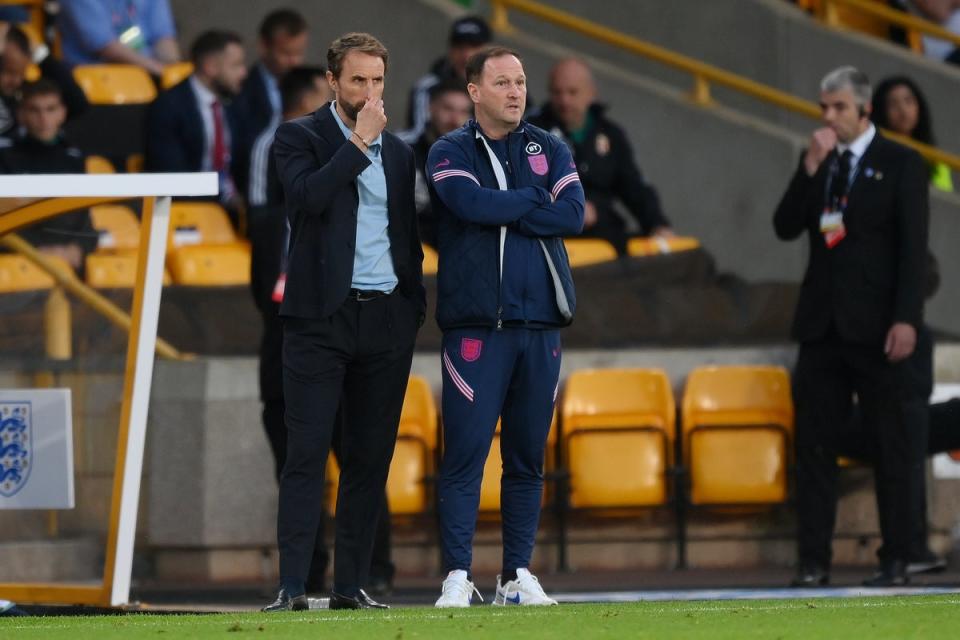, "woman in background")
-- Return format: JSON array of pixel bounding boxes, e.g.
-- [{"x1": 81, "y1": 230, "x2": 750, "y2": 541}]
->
[{"x1": 871, "y1": 75, "x2": 953, "y2": 192}]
